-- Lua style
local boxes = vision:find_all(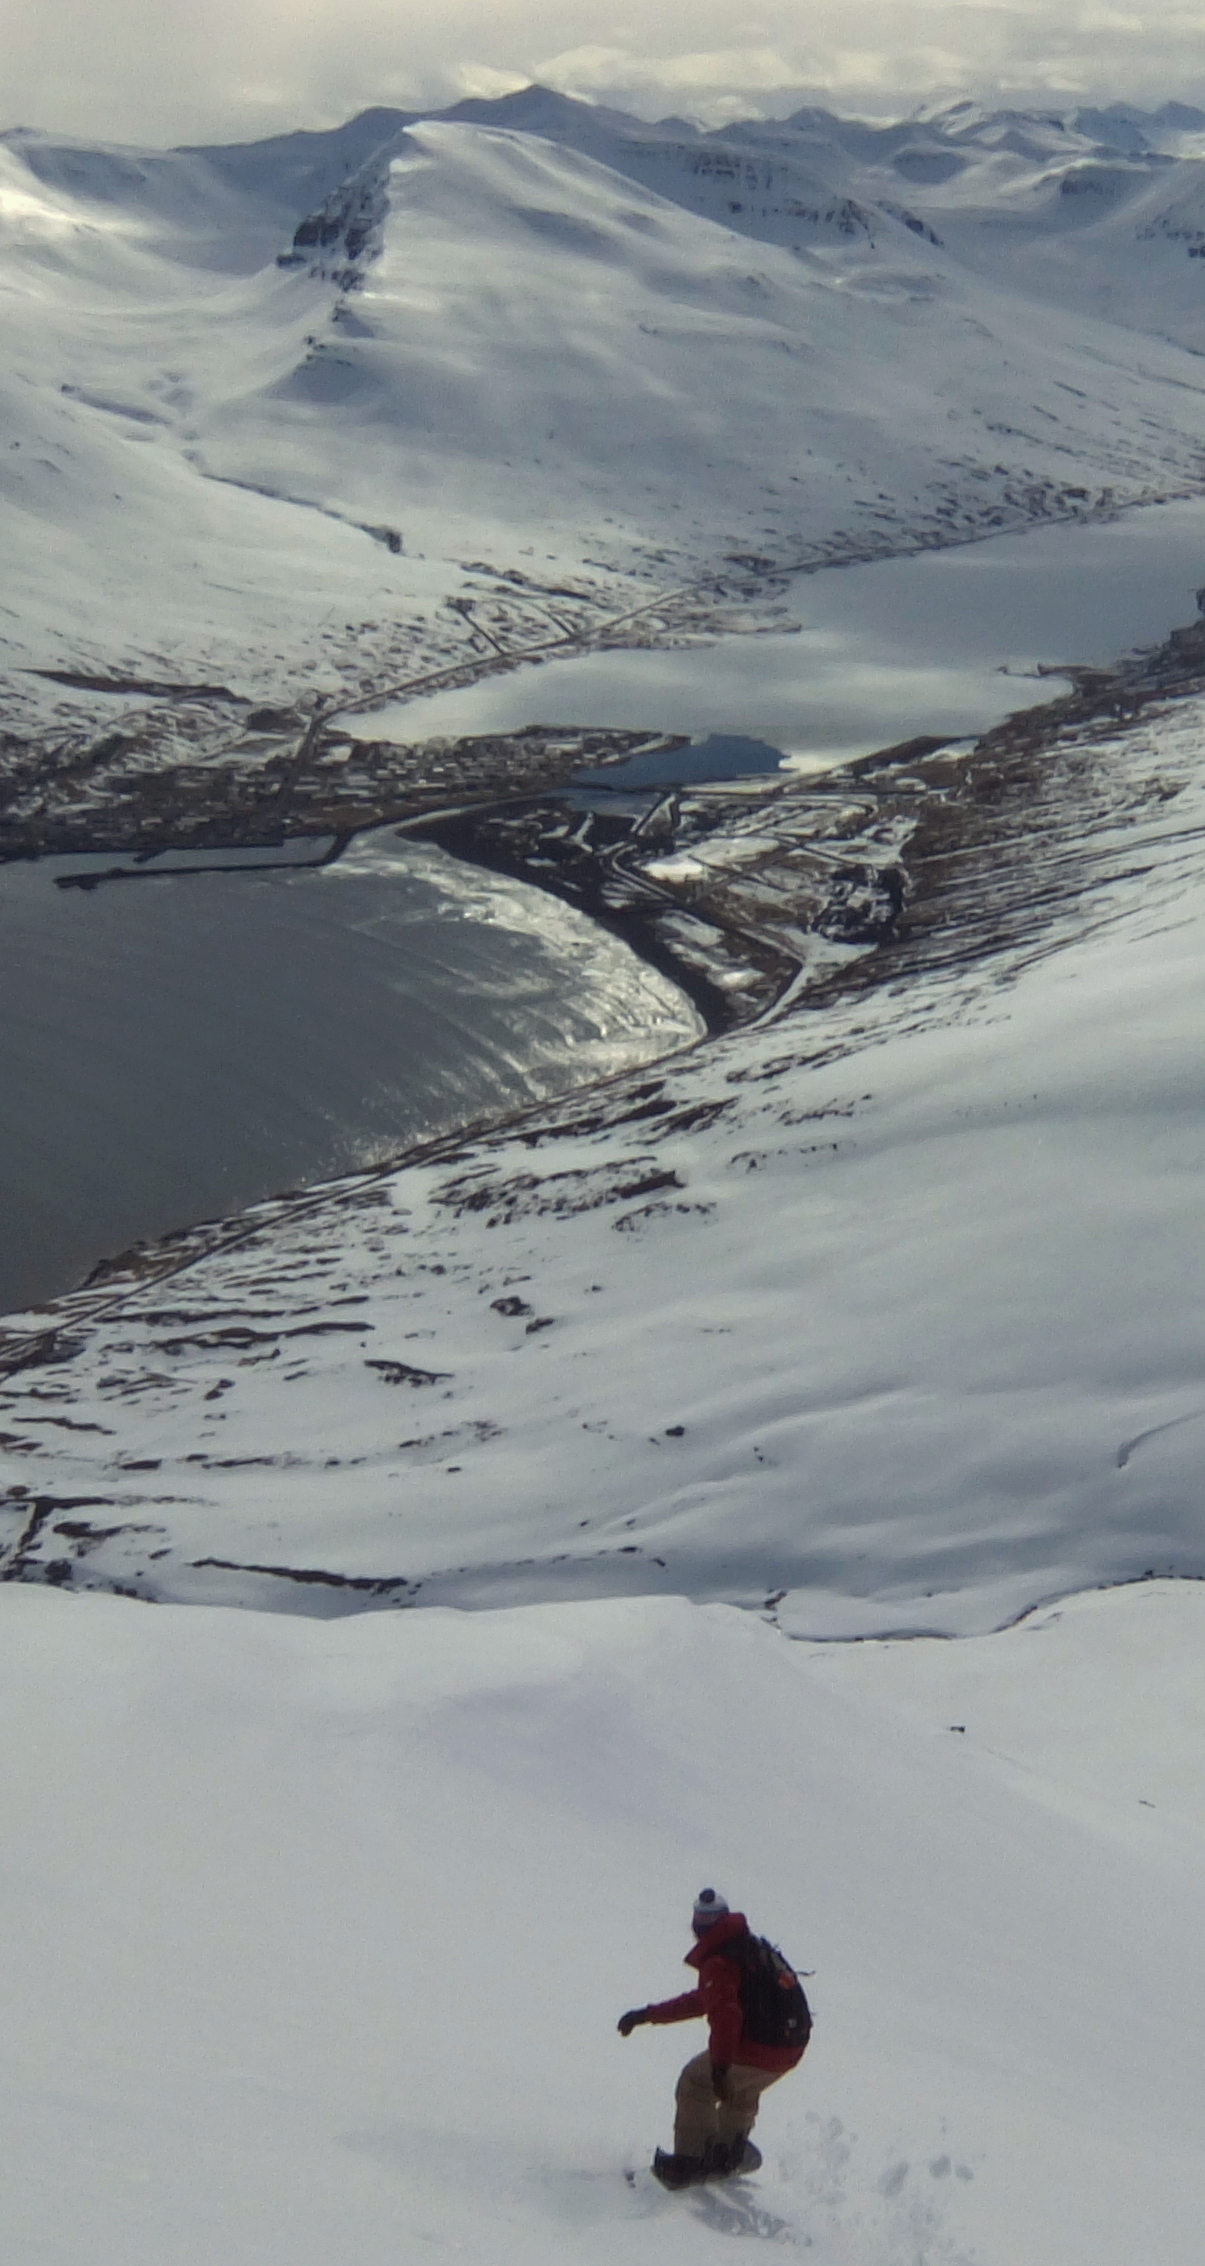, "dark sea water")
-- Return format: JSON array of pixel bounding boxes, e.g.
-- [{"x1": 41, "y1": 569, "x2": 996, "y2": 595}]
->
[
  {"x1": 356, "y1": 497, "x2": 1205, "y2": 764},
  {"x1": 0, "y1": 832, "x2": 700, "y2": 1316},
  {"x1": 11, "y1": 498, "x2": 1205, "y2": 1320}
]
